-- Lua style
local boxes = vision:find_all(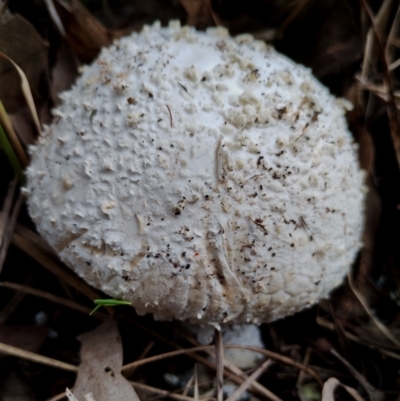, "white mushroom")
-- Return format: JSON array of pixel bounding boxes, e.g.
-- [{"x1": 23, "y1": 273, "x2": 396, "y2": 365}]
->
[{"x1": 26, "y1": 21, "x2": 366, "y2": 324}]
